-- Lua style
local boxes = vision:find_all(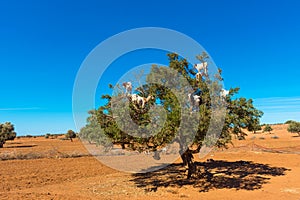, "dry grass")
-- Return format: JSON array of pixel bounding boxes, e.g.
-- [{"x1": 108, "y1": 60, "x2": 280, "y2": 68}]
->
[{"x1": 0, "y1": 148, "x2": 91, "y2": 161}]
